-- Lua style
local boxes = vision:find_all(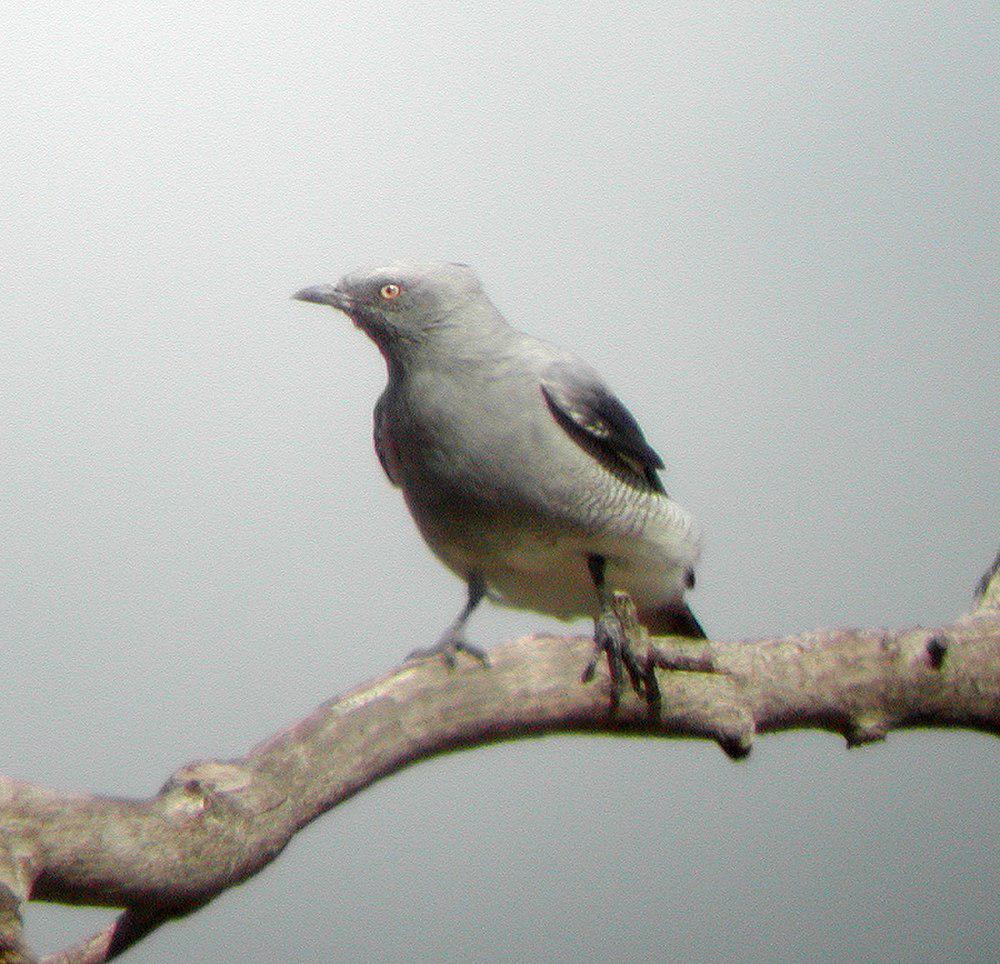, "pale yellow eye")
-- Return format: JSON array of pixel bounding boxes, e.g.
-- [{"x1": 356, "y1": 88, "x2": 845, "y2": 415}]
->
[{"x1": 380, "y1": 283, "x2": 401, "y2": 300}]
